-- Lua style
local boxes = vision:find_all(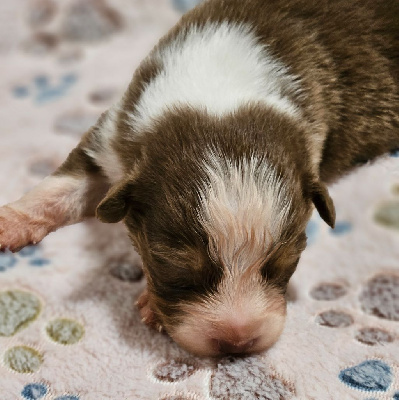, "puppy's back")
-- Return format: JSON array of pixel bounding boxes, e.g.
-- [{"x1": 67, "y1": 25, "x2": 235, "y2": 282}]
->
[{"x1": 113, "y1": 0, "x2": 399, "y2": 182}]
